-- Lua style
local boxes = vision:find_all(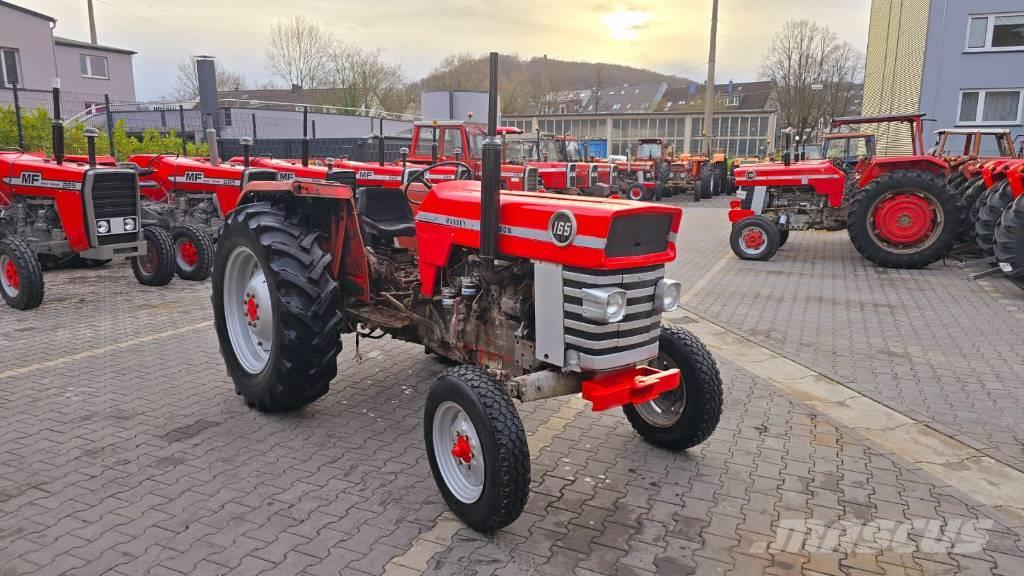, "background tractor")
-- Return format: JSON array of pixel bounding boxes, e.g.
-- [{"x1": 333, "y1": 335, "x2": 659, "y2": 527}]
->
[
  {"x1": 209, "y1": 53, "x2": 723, "y2": 532},
  {"x1": 729, "y1": 114, "x2": 963, "y2": 268},
  {"x1": 0, "y1": 95, "x2": 172, "y2": 311},
  {"x1": 614, "y1": 138, "x2": 672, "y2": 201}
]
